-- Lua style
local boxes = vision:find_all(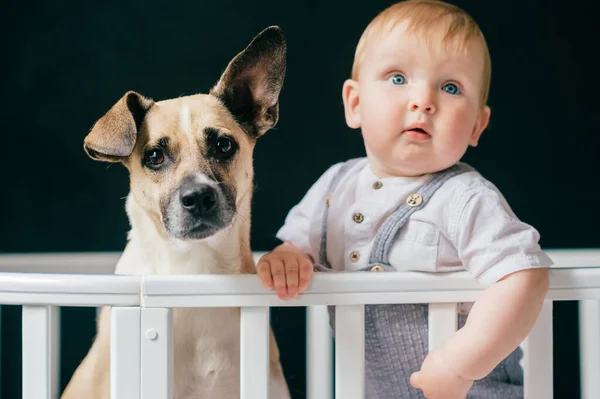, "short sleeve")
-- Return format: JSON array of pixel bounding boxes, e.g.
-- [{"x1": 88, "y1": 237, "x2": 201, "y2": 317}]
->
[
  {"x1": 453, "y1": 186, "x2": 553, "y2": 286},
  {"x1": 275, "y1": 162, "x2": 346, "y2": 257}
]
